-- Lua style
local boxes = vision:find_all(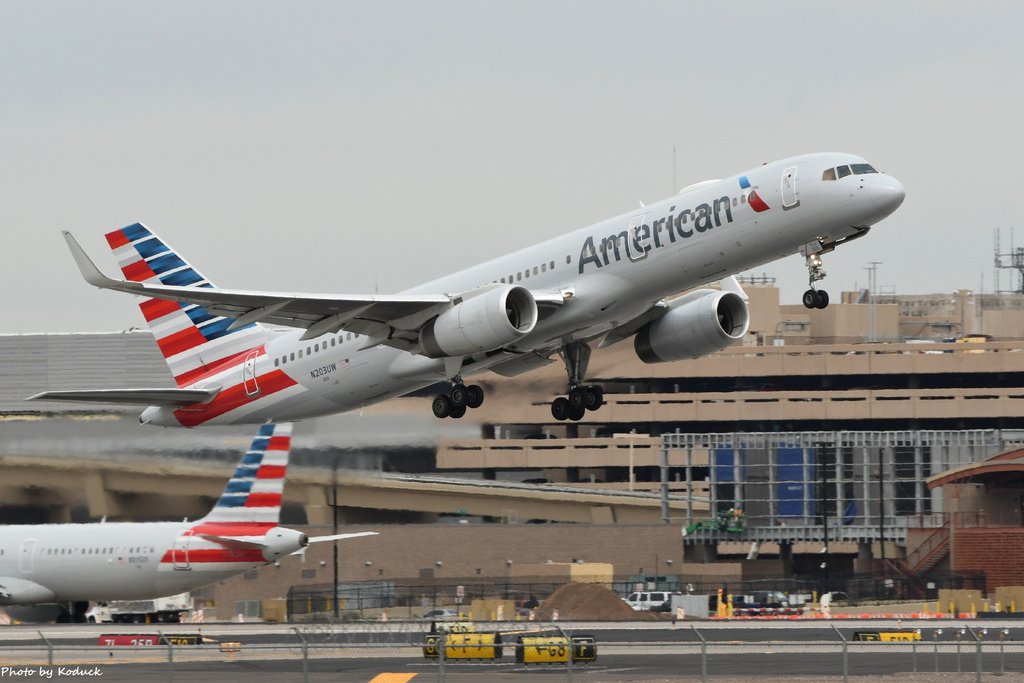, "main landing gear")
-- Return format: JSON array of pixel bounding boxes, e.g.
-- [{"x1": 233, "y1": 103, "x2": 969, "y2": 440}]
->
[
  {"x1": 432, "y1": 379, "x2": 484, "y2": 419},
  {"x1": 551, "y1": 341, "x2": 604, "y2": 422},
  {"x1": 801, "y1": 242, "x2": 830, "y2": 310}
]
